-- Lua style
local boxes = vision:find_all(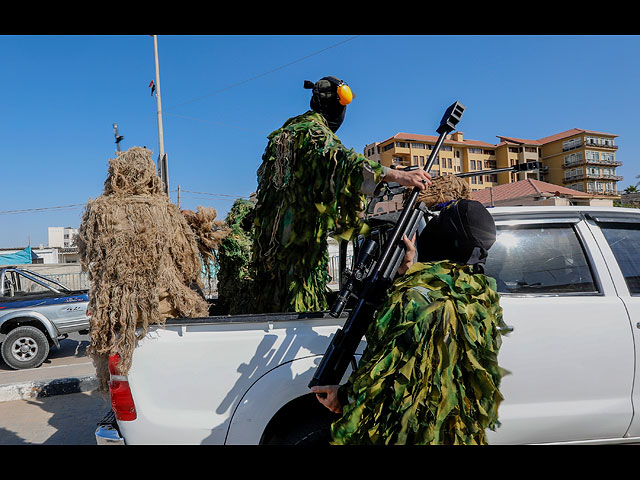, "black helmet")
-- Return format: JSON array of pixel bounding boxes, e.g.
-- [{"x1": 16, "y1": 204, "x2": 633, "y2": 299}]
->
[{"x1": 303, "y1": 76, "x2": 353, "y2": 133}]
